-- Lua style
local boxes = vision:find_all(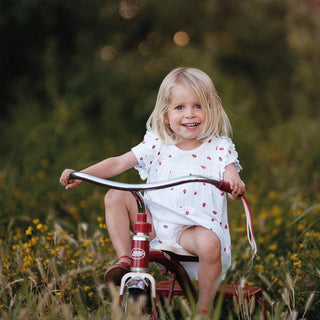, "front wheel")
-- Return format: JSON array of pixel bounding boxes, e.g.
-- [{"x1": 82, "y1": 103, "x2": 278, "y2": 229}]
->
[{"x1": 121, "y1": 278, "x2": 152, "y2": 317}]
